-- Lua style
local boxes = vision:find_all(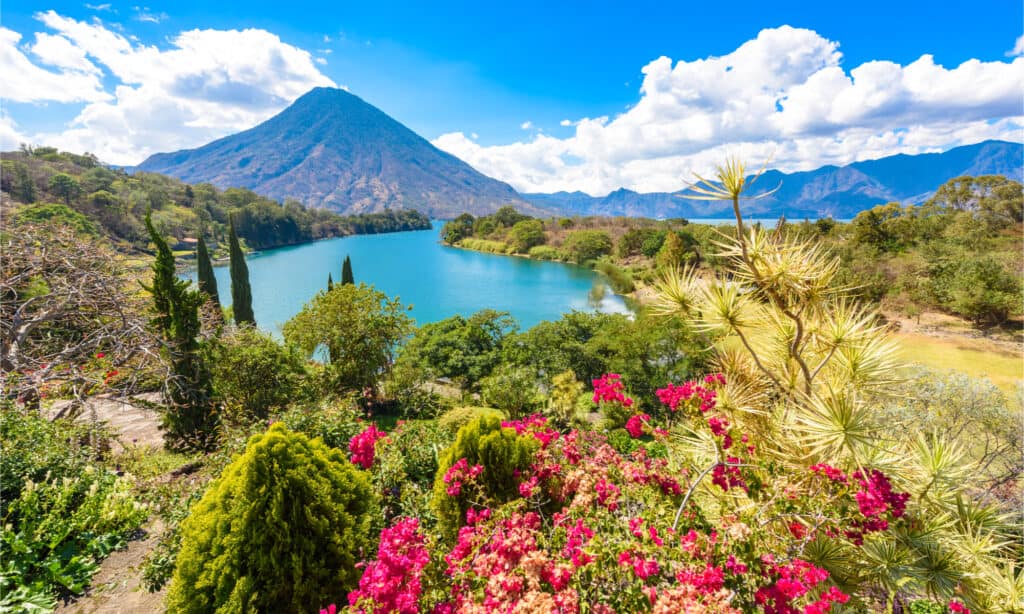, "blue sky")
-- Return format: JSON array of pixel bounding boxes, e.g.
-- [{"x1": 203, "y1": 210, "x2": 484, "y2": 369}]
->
[{"x1": 3, "y1": 0, "x2": 1023, "y2": 193}]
